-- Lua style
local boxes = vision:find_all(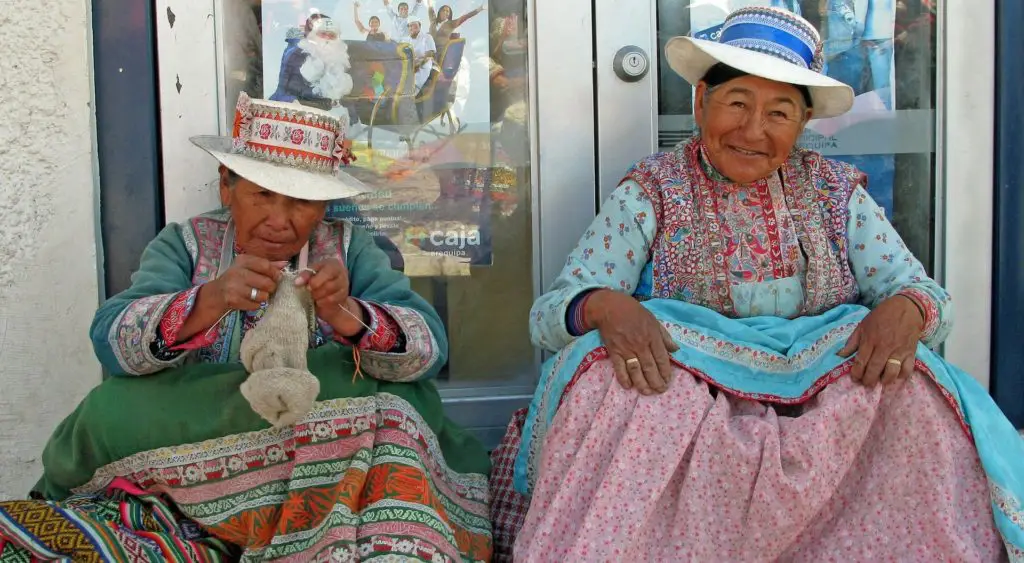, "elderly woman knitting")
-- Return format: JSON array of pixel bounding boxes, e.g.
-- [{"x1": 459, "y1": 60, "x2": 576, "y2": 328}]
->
[
  {"x1": 0, "y1": 94, "x2": 491, "y2": 562},
  {"x1": 500, "y1": 7, "x2": 1024, "y2": 562}
]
